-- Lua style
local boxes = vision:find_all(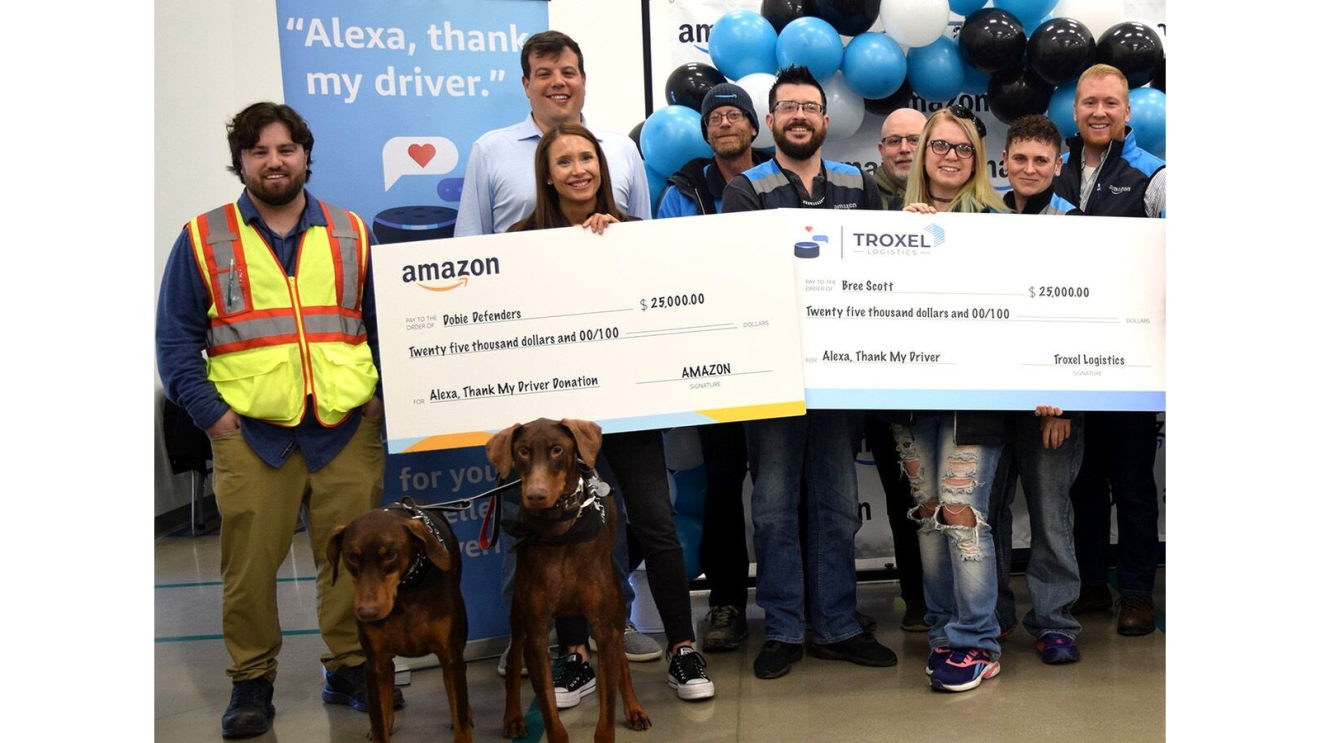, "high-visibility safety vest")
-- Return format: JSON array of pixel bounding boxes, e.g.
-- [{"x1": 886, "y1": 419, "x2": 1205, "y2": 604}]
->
[{"x1": 186, "y1": 200, "x2": 379, "y2": 427}]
